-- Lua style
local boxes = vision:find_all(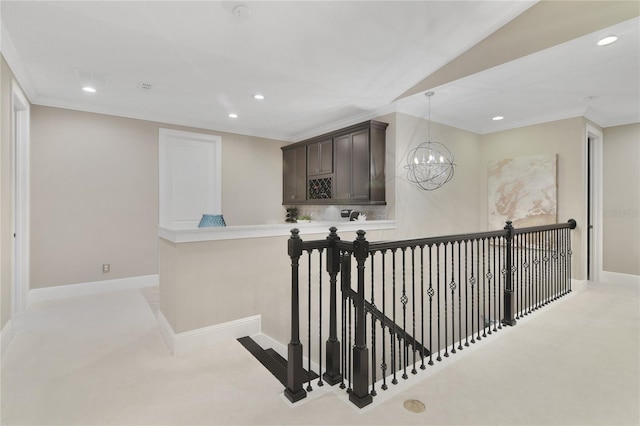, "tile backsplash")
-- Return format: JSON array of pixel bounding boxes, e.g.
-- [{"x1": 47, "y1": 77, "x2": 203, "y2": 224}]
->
[{"x1": 287, "y1": 204, "x2": 388, "y2": 222}]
